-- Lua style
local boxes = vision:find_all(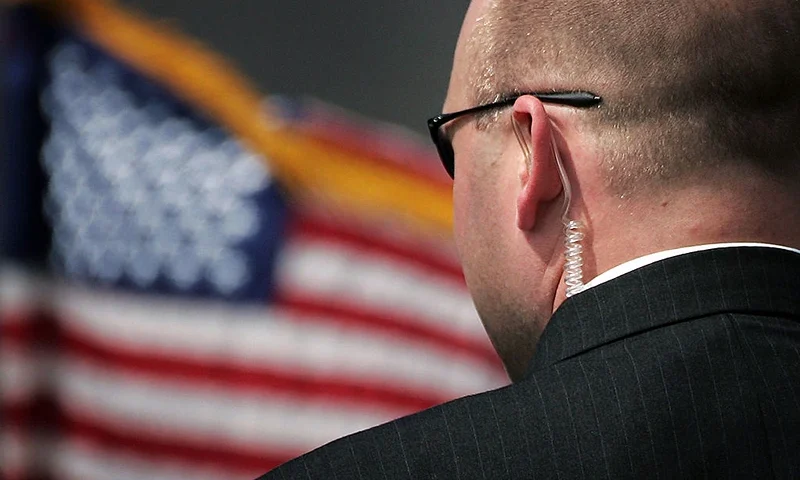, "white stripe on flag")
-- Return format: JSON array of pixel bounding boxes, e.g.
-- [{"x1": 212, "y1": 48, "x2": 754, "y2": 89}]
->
[
  {"x1": 0, "y1": 346, "x2": 45, "y2": 404},
  {"x1": 0, "y1": 265, "x2": 49, "y2": 314},
  {"x1": 0, "y1": 429, "x2": 29, "y2": 480},
  {"x1": 276, "y1": 238, "x2": 485, "y2": 337},
  {"x1": 55, "y1": 438, "x2": 237, "y2": 480},
  {"x1": 55, "y1": 286, "x2": 505, "y2": 397},
  {"x1": 56, "y1": 355, "x2": 402, "y2": 452}
]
